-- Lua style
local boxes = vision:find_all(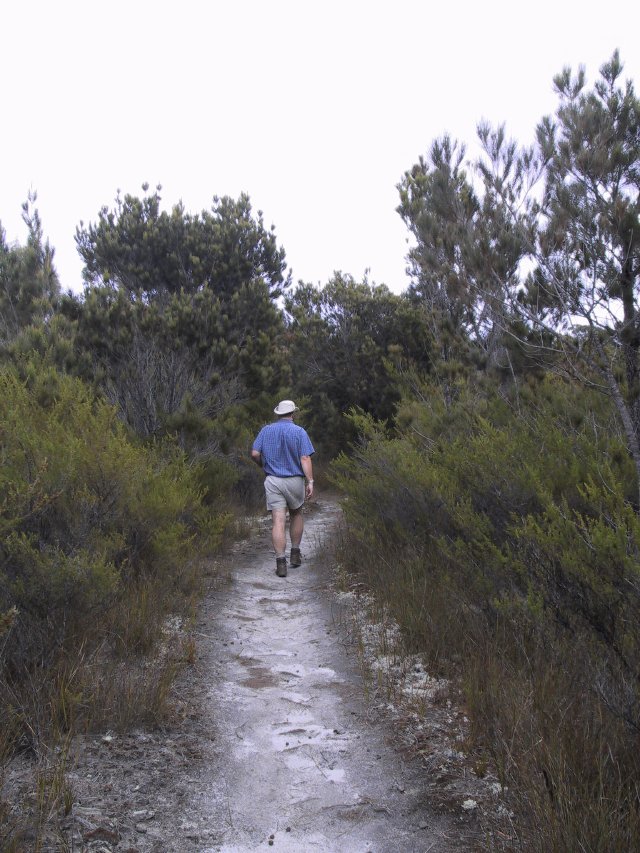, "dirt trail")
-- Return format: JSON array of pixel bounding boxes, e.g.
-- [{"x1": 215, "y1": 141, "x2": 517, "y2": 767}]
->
[
  {"x1": 182, "y1": 494, "x2": 466, "y2": 852},
  {"x1": 54, "y1": 494, "x2": 477, "y2": 851}
]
